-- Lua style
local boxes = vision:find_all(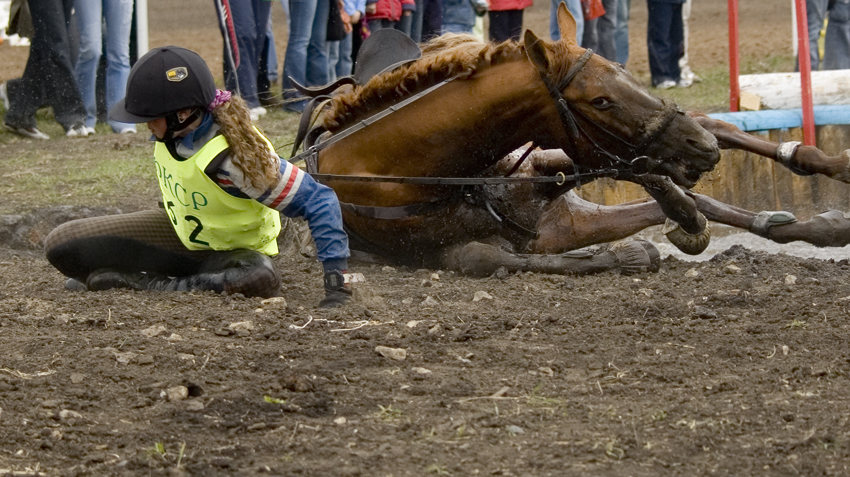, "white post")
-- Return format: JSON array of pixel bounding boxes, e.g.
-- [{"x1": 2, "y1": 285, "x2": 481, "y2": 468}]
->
[
  {"x1": 791, "y1": 0, "x2": 798, "y2": 57},
  {"x1": 135, "y1": 0, "x2": 149, "y2": 57}
]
